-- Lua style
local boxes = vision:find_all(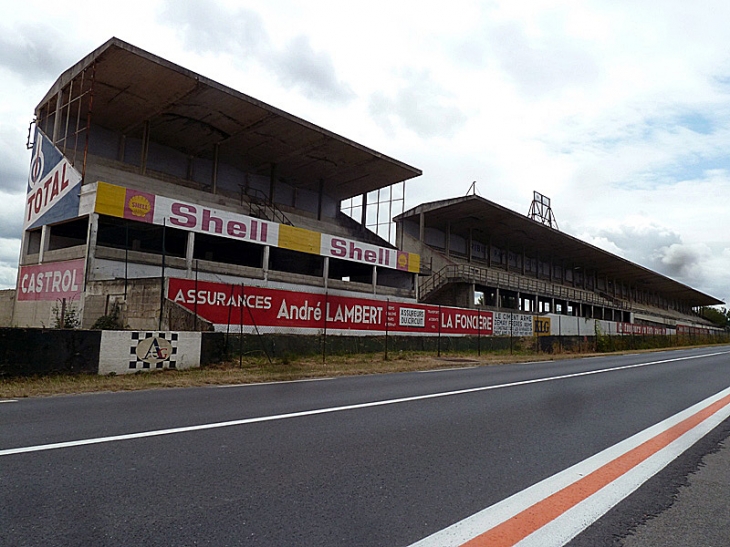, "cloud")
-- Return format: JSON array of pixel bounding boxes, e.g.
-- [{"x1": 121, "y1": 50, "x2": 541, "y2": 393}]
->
[
  {"x1": 0, "y1": 24, "x2": 73, "y2": 83},
  {"x1": 368, "y1": 70, "x2": 468, "y2": 138},
  {"x1": 270, "y1": 36, "x2": 355, "y2": 104},
  {"x1": 576, "y1": 218, "x2": 716, "y2": 289},
  {"x1": 489, "y1": 22, "x2": 601, "y2": 98},
  {"x1": 159, "y1": 1, "x2": 269, "y2": 59},
  {"x1": 159, "y1": 1, "x2": 353, "y2": 104},
  {"x1": 656, "y1": 242, "x2": 710, "y2": 280},
  {"x1": 0, "y1": 125, "x2": 31, "y2": 194}
]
